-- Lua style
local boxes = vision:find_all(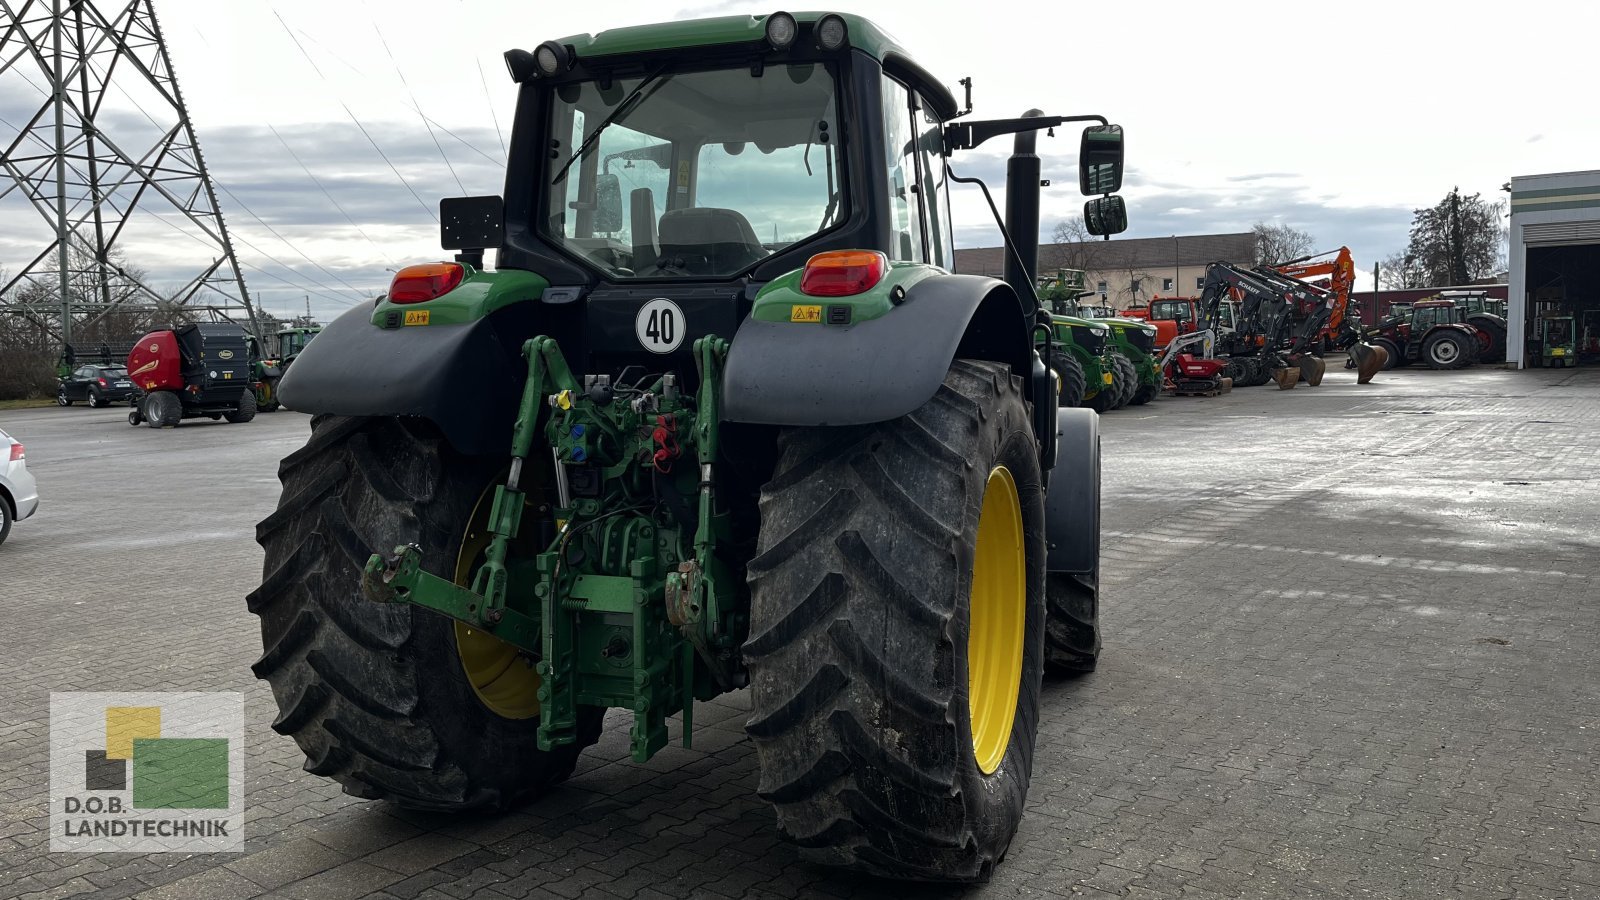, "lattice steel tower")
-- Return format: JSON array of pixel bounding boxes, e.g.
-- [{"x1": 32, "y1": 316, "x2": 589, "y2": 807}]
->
[{"x1": 0, "y1": 0, "x2": 258, "y2": 349}]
